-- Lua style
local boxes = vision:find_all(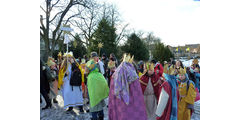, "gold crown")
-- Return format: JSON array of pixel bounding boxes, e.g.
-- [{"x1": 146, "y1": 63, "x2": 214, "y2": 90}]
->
[
  {"x1": 168, "y1": 65, "x2": 176, "y2": 75},
  {"x1": 193, "y1": 59, "x2": 199, "y2": 64},
  {"x1": 47, "y1": 58, "x2": 56, "y2": 67},
  {"x1": 178, "y1": 68, "x2": 186, "y2": 75},
  {"x1": 58, "y1": 52, "x2": 62, "y2": 57},
  {"x1": 145, "y1": 62, "x2": 154, "y2": 71},
  {"x1": 123, "y1": 53, "x2": 134, "y2": 63},
  {"x1": 163, "y1": 64, "x2": 169, "y2": 74}
]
